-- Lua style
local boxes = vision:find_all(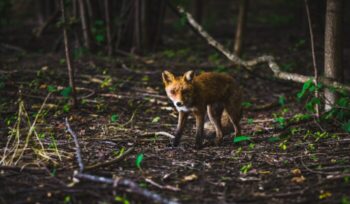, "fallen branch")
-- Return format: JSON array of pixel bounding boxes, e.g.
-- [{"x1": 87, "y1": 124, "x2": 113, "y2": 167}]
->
[
  {"x1": 145, "y1": 178, "x2": 180, "y2": 192},
  {"x1": 74, "y1": 173, "x2": 179, "y2": 204},
  {"x1": 65, "y1": 118, "x2": 179, "y2": 204},
  {"x1": 168, "y1": 4, "x2": 350, "y2": 92},
  {"x1": 65, "y1": 118, "x2": 84, "y2": 173}
]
